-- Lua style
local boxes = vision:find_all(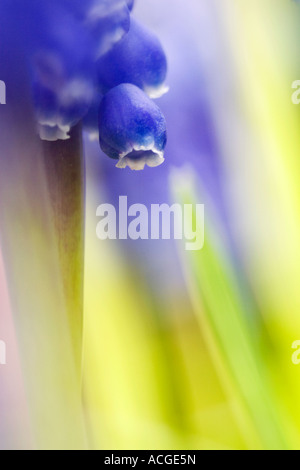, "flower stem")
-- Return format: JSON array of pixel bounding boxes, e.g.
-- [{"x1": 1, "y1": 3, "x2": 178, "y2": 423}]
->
[{"x1": 42, "y1": 125, "x2": 85, "y2": 372}]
